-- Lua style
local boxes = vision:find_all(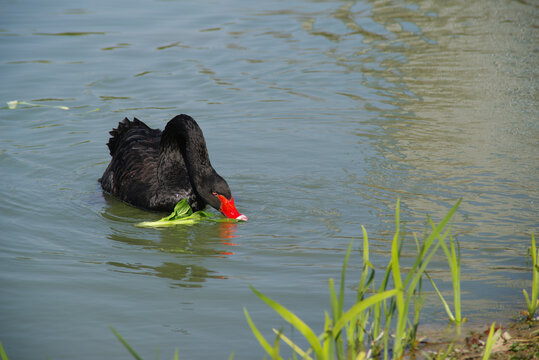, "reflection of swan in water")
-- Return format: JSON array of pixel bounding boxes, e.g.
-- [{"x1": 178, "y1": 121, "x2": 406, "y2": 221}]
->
[
  {"x1": 99, "y1": 193, "x2": 238, "y2": 288},
  {"x1": 106, "y1": 259, "x2": 223, "y2": 289}
]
